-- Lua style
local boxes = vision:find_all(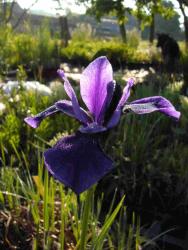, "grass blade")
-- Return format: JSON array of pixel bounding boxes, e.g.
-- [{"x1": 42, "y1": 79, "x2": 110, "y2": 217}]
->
[{"x1": 94, "y1": 195, "x2": 125, "y2": 250}]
